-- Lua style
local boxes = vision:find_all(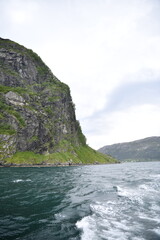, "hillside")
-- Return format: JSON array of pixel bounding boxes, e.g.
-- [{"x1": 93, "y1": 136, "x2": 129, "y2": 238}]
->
[
  {"x1": 98, "y1": 137, "x2": 160, "y2": 162},
  {"x1": 0, "y1": 38, "x2": 117, "y2": 166}
]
